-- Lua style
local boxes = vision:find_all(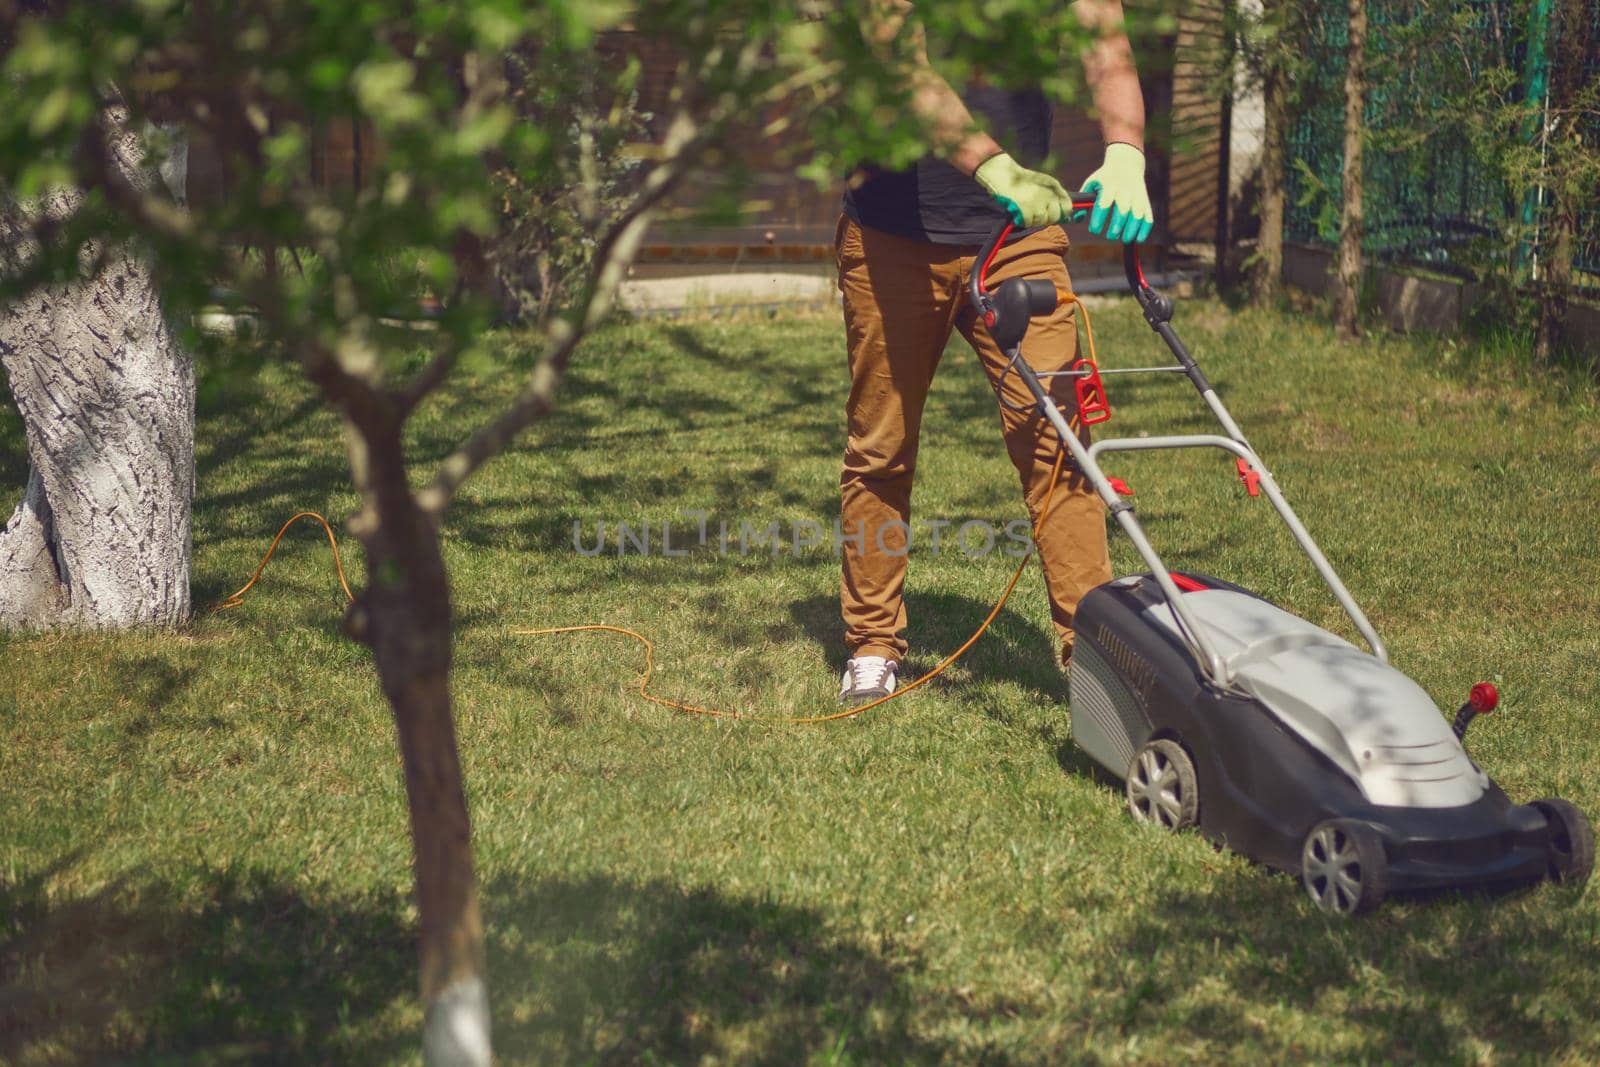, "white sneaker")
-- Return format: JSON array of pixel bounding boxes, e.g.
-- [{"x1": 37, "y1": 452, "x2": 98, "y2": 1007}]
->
[{"x1": 839, "y1": 655, "x2": 898, "y2": 705}]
